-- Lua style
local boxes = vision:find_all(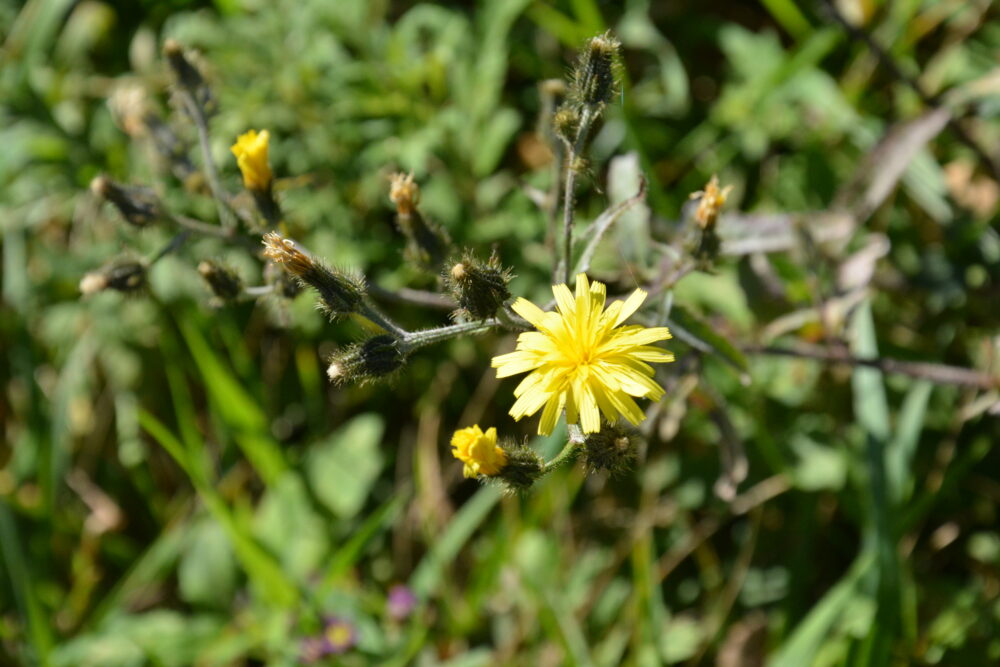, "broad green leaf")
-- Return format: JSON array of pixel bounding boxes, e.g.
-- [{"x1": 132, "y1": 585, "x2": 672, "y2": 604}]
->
[
  {"x1": 307, "y1": 414, "x2": 385, "y2": 519},
  {"x1": 178, "y1": 518, "x2": 237, "y2": 608}
]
